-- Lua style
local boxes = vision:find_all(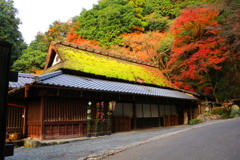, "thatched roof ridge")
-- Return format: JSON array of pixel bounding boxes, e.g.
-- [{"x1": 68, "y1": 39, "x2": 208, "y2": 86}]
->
[
  {"x1": 44, "y1": 41, "x2": 175, "y2": 89},
  {"x1": 52, "y1": 41, "x2": 158, "y2": 68}
]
